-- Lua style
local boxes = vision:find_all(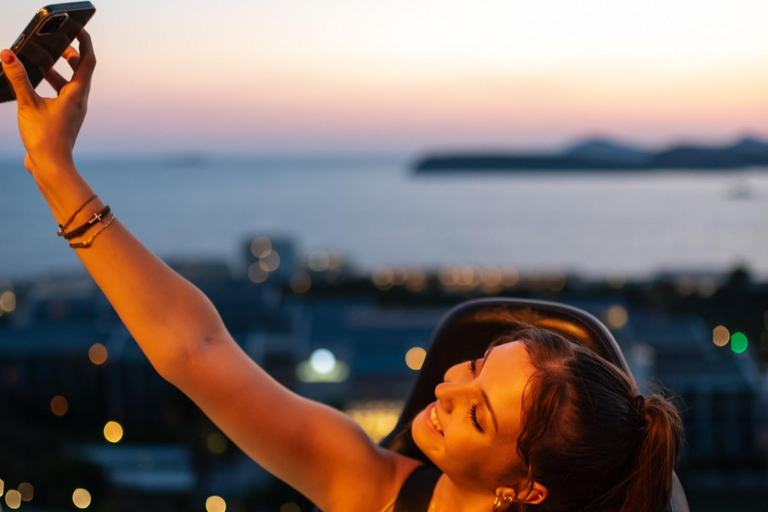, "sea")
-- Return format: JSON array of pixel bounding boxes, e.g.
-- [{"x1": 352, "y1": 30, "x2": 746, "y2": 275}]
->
[{"x1": 1, "y1": 155, "x2": 767, "y2": 284}]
